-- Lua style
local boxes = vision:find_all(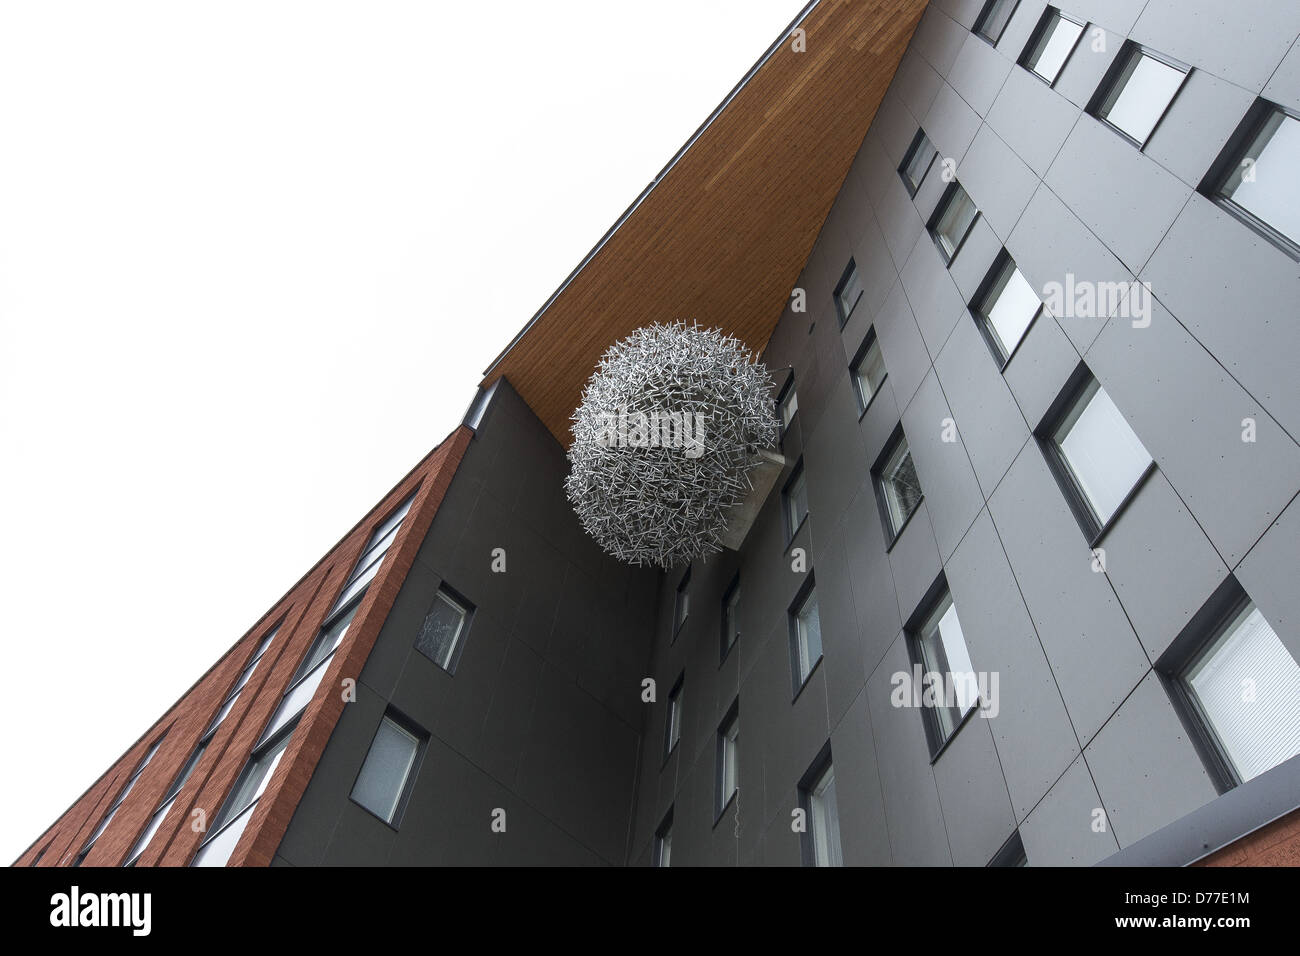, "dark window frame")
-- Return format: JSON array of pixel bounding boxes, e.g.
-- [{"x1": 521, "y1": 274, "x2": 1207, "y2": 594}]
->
[
  {"x1": 898, "y1": 128, "x2": 938, "y2": 198},
  {"x1": 927, "y1": 181, "x2": 980, "y2": 266},
  {"x1": 663, "y1": 671, "x2": 685, "y2": 762},
  {"x1": 796, "y1": 740, "x2": 835, "y2": 867},
  {"x1": 989, "y1": 830, "x2": 1028, "y2": 866},
  {"x1": 413, "y1": 581, "x2": 476, "y2": 674},
  {"x1": 776, "y1": 373, "x2": 799, "y2": 436},
  {"x1": 1198, "y1": 97, "x2": 1300, "y2": 261},
  {"x1": 970, "y1": 249, "x2": 1043, "y2": 370},
  {"x1": 832, "y1": 258, "x2": 864, "y2": 329},
  {"x1": 1086, "y1": 40, "x2": 1191, "y2": 149},
  {"x1": 1018, "y1": 6, "x2": 1086, "y2": 87},
  {"x1": 347, "y1": 706, "x2": 429, "y2": 830},
  {"x1": 849, "y1": 327, "x2": 889, "y2": 417},
  {"x1": 1156, "y1": 576, "x2": 1267, "y2": 795},
  {"x1": 871, "y1": 423, "x2": 924, "y2": 551},
  {"x1": 653, "y1": 809, "x2": 674, "y2": 867},
  {"x1": 714, "y1": 699, "x2": 741, "y2": 823},
  {"x1": 787, "y1": 572, "x2": 823, "y2": 698},
  {"x1": 720, "y1": 572, "x2": 741, "y2": 663},
  {"x1": 973, "y1": 0, "x2": 1021, "y2": 47},
  {"x1": 1034, "y1": 364, "x2": 1156, "y2": 546},
  {"x1": 193, "y1": 715, "x2": 300, "y2": 861},
  {"x1": 671, "y1": 566, "x2": 691, "y2": 642},
  {"x1": 783, "y1": 458, "x2": 810, "y2": 546},
  {"x1": 904, "y1": 573, "x2": 980, "y2": 760}
]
